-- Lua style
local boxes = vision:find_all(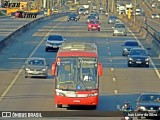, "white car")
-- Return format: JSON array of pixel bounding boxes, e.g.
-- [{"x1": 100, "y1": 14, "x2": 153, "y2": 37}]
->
[
  {"x1": 151, "y1": 3, "x2": 156, "y2": 8},
  {"x1": 156, "y1": 14, "x2": 160, "y2": 19},
  {"x1": 112, "y1": 23, "x2": 127, "y2": 36},
  {"x1": 45, "y1": 34, "x2": 66, "y2": 52},
  {"x1": 151, "y1": 13, "x2": 157, "y2": 18}
]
